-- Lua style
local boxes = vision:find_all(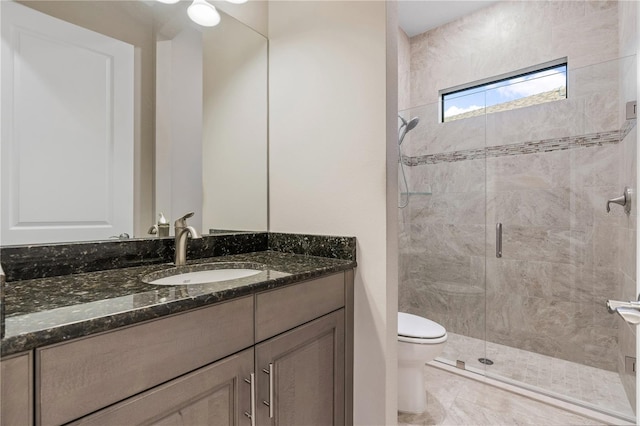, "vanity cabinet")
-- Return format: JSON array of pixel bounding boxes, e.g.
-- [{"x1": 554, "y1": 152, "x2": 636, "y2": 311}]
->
[
  {"x1": 27, "y1": 270, "x2": 353, "y2": 426},
  {"x1": 1, "y1": 351, "x2": 33, "y2": 426}
]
